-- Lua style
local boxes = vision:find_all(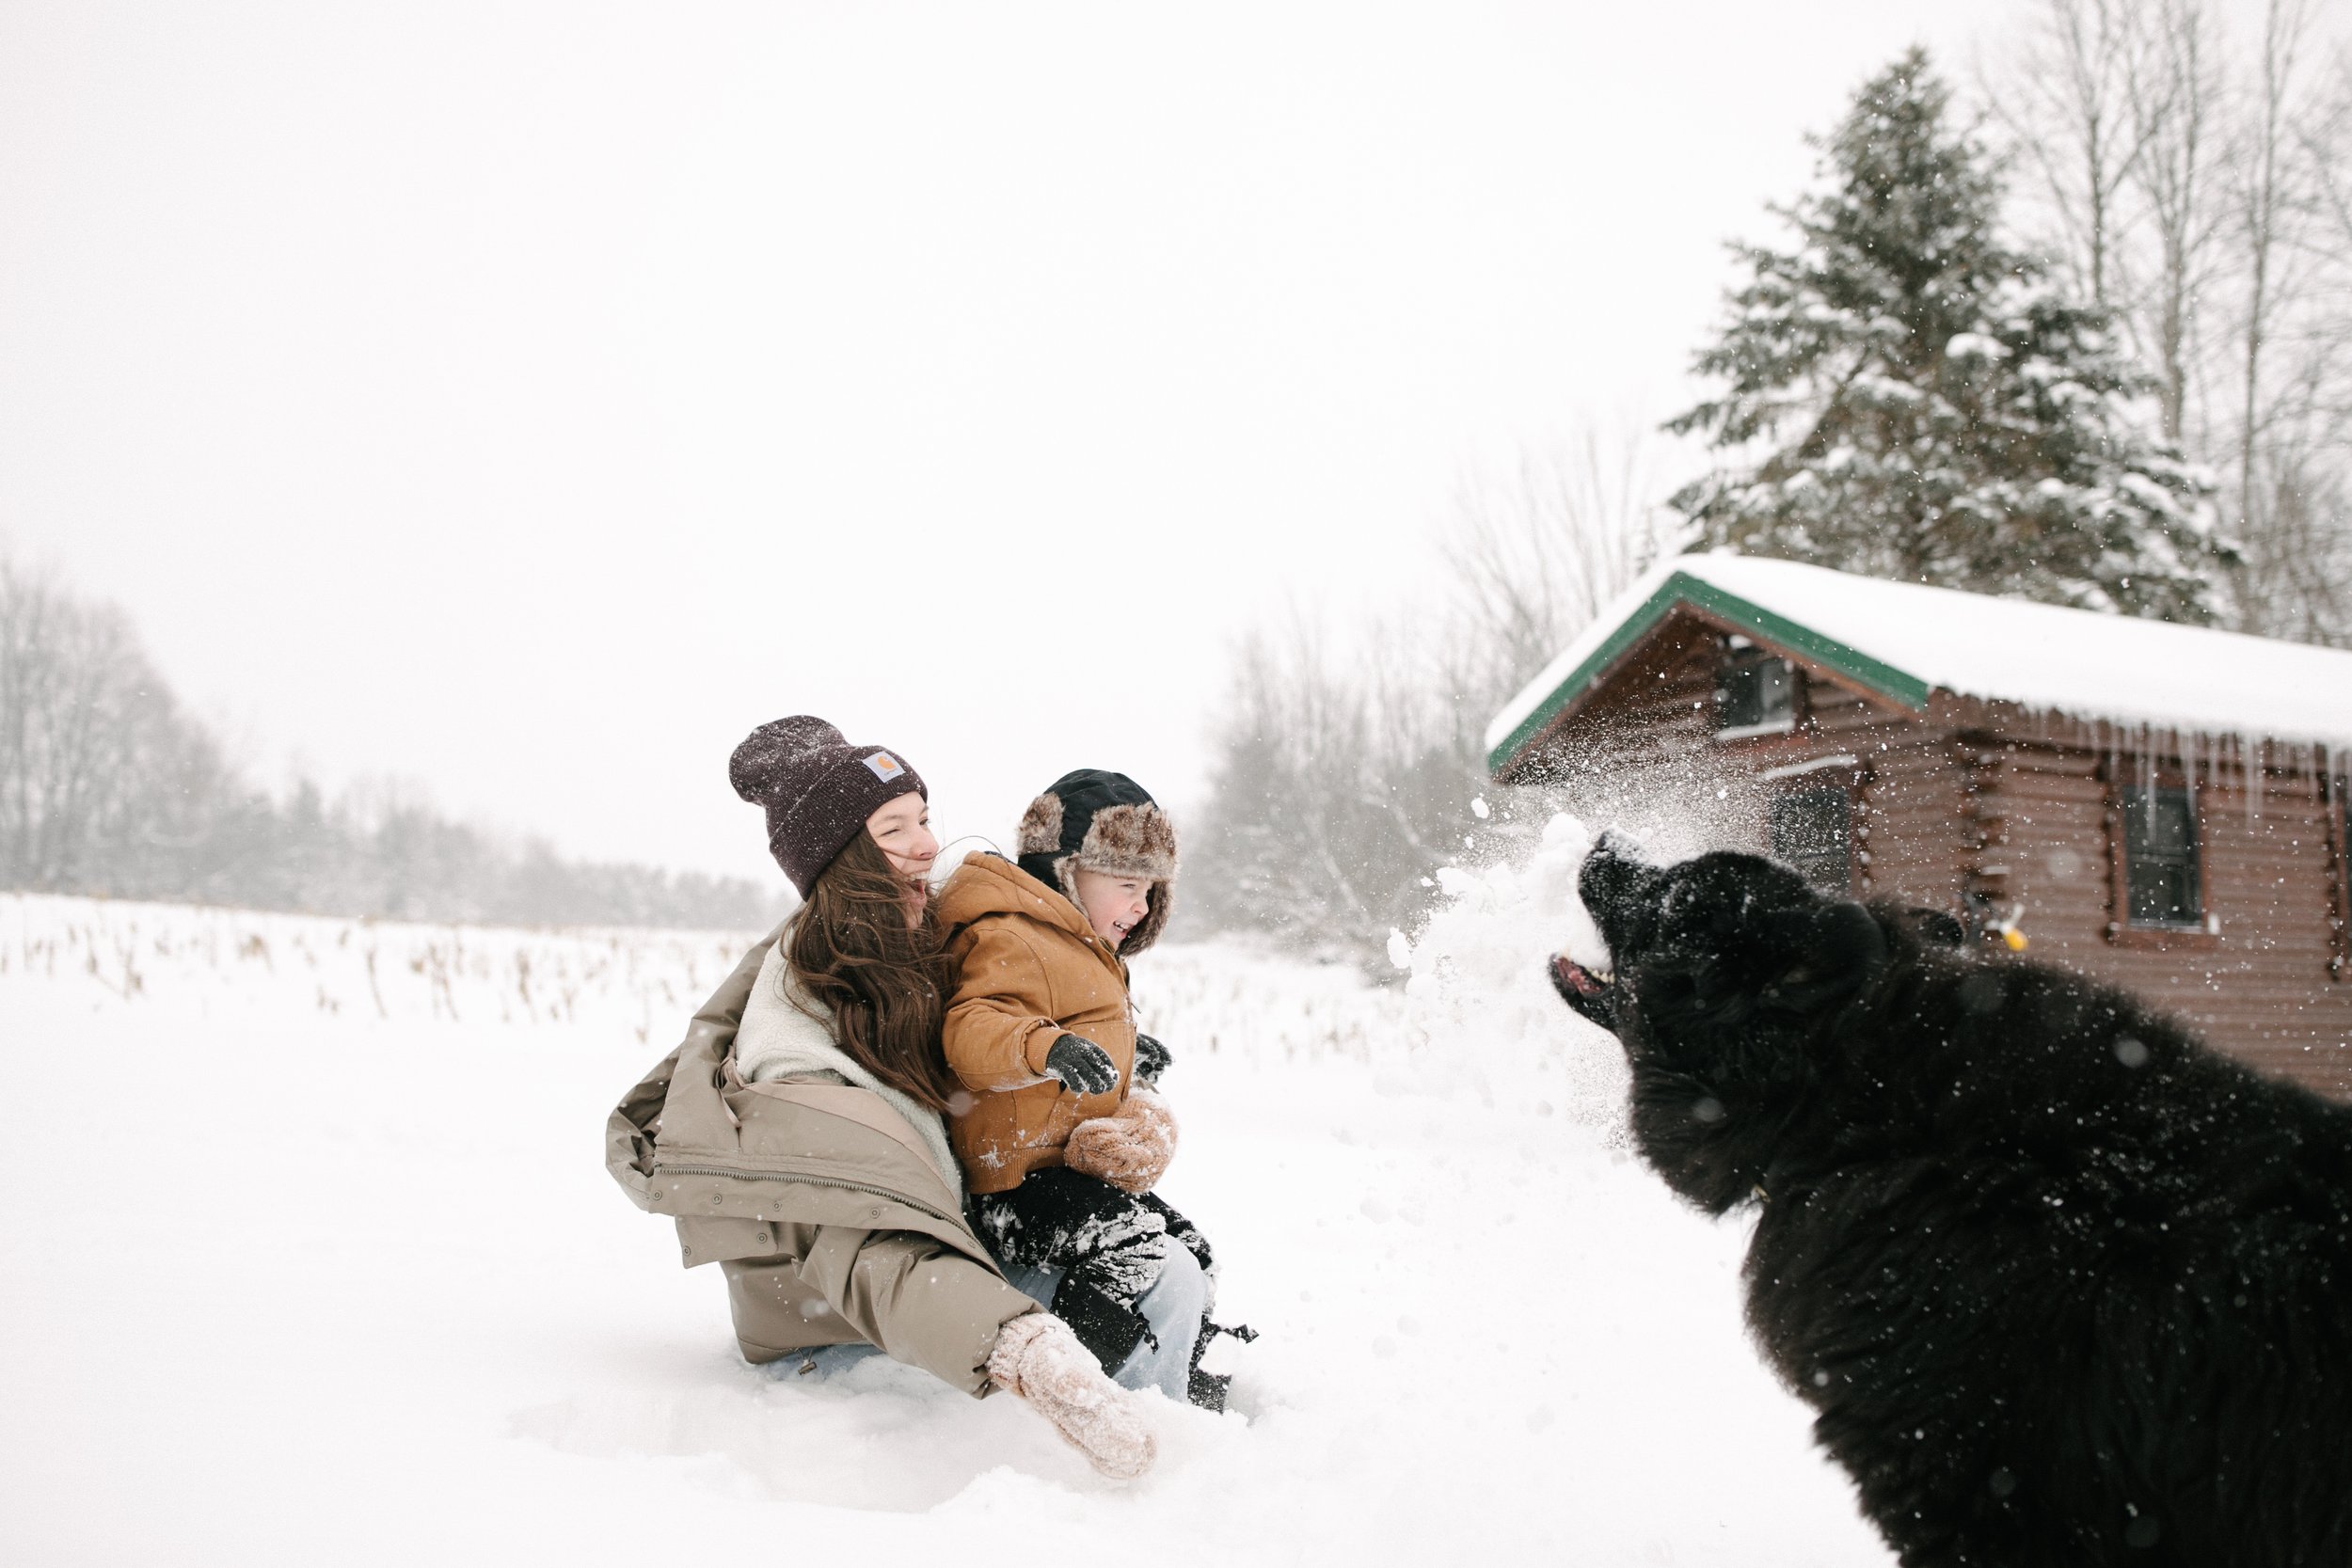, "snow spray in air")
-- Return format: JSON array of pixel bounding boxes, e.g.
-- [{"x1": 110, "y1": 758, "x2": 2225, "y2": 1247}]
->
[{"x1": 1383, "y1": 812, "x2": 1631, "y2": 1132}]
